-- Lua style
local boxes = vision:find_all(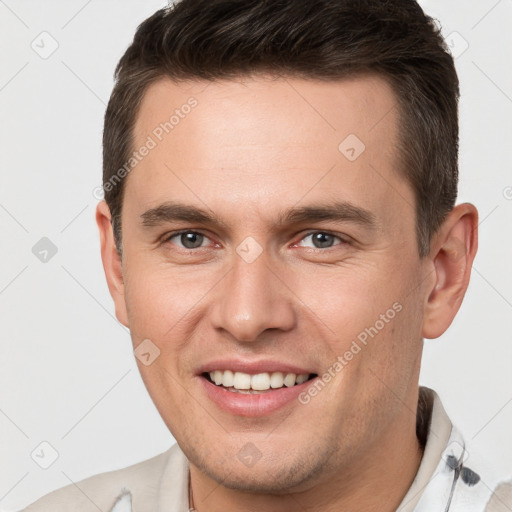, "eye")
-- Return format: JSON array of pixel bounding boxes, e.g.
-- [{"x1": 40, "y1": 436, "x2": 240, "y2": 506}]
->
[
  {"x1": 164, "y1": 231, "x2": 210, "y2": 249},
  {"x1": 297, "y1": 231, "x2": 345, "y2": 249}
]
